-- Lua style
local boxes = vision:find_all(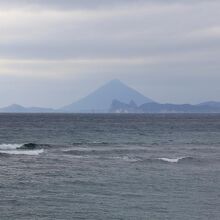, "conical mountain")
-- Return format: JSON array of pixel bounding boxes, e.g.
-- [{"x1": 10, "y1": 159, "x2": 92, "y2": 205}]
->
[{"x1": 61, "y1": 79, "x2": 154, "y2": 112}]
